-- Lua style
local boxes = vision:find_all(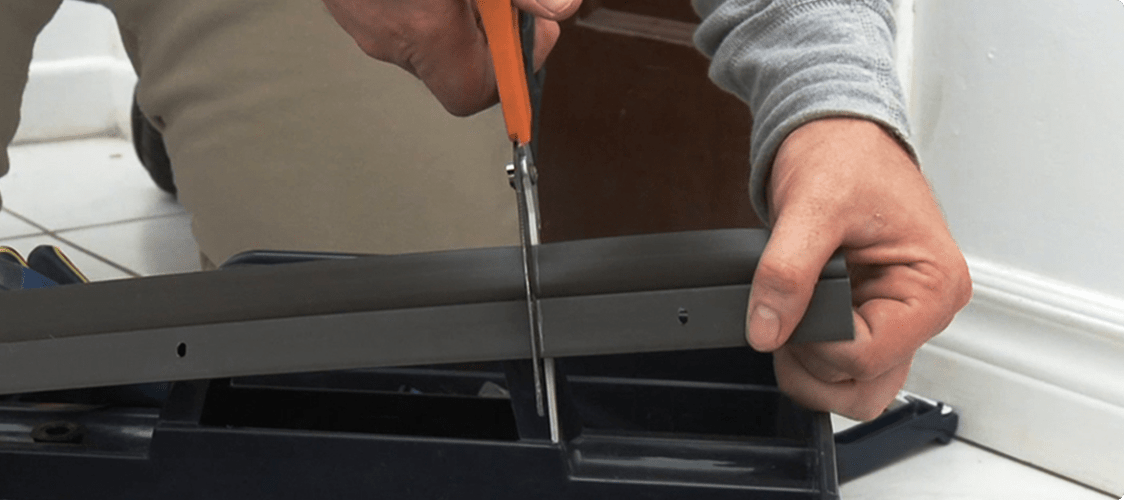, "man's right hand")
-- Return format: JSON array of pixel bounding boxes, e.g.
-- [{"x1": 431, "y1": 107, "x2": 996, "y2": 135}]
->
[{"x1": 321, "y1": 0, "x2": 581, "y2": 116}]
